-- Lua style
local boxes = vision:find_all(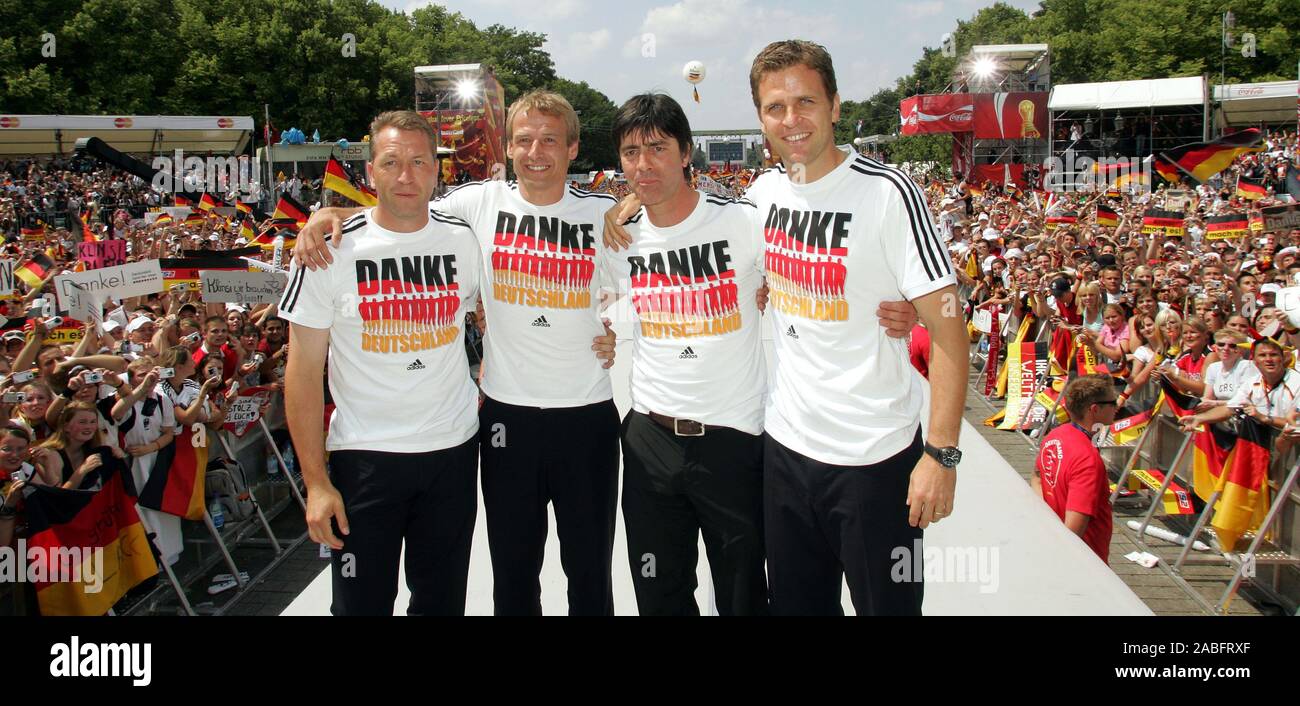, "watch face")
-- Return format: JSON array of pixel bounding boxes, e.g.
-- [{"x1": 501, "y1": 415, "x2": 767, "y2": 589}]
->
[{"x1": 940, "y1": 448, "x2": 962, "y2": 467}]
